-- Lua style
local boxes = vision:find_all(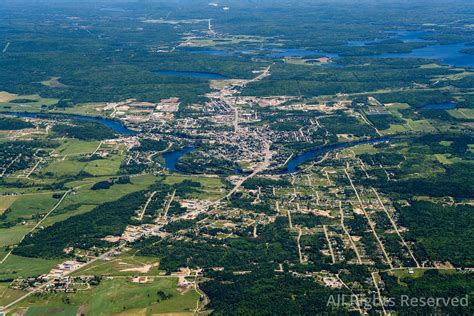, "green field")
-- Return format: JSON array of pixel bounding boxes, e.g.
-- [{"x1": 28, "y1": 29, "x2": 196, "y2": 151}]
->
[
  {"x1": 0, "y1": 281, "x2": 26, "y2": 307},
  {"x1": 82, "y1": 155, "x2": 123, "y2": 176},
  {"x1": 72, "y1": 252, "x2": 161, "y2": 277},
  {"x1": 6, "y1": 194, "x2": 58, "y2": 221},
  {"x1": 0, "y1": 255, "x2": 60, "y2": 280},
  {"x1": 40, "y1": 175, "x2": 158, "y2": 228},
  {"x1": 0, "y1": 91, "x2": 58, "y2": 111},
  {"x1": 163, "y1": 175, "x2": 225, "y2": 199},
  {"x1": 0, "y1": 195, "x2": 17, "y2": 214},
  {"x1": 55, "y1": 140, "x2": 100, "y2": 156},
  {"x1": 448, "y1": 108, "x2": 474, "y2": 120},
  {"x1": 42, "y1": 154, "x2": 123, "y2": 178},
  {"x1": 387, "y1": 268, "x2": 461, "y2": 283},
  {"x1": 0, "y1": 224, "x2": 34, "y2": 251},
  {"x1": 14, "y1": 277, "x2": 199, "y2": 316}
]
